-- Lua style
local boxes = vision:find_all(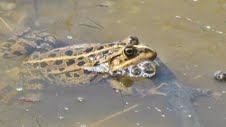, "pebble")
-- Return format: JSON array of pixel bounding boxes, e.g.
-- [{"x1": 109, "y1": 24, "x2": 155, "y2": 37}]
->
[
  {"x1": 175, "y1": 16, "x2": 182, "y2": 19},
  {"x1": 136, "y1": 122, "x2": 141, "y2": 126},
  {"x1": 187, "y1": 114, "x2": 192, "y2": 118},
  {"x1": 208, "y1": 106, "x2": 212, "y2": 110},
  {"x1": 216, "y1": 31, "x2": 223, "y2": 34},
  {"x1": 77, "y1": 97, "x2": 85, "y2": 103},
  {"x1": 67, "y1": 35, "x2": 73, "y2": 40},
  {"x1": 64, "y1": 107, "x2": 69, "y2": 111},
  {"x1": 16, "y1": 87, "x2": 23, "y2": 92},
  {"x1": 161, "y1": 114, "x2": 166, "y2": 118},
  {"x1": 154, "y1": 107, "x2": 162, "y2": 112},
  {"x1": 214, "y1": 70, "x2": 226, "y2": 81},
  {"x1": 58, "y1": 115, "x2": 64, "y2": 120},
  {"x1": 134, "y1": 110, "x2": 139, "y2": 113},
  {"x1": 205, "y1": 25, "x2": 211, "y2": 29},
  {"x1": 147, "y1": 106, "x2": 151, "y2": 110}
]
